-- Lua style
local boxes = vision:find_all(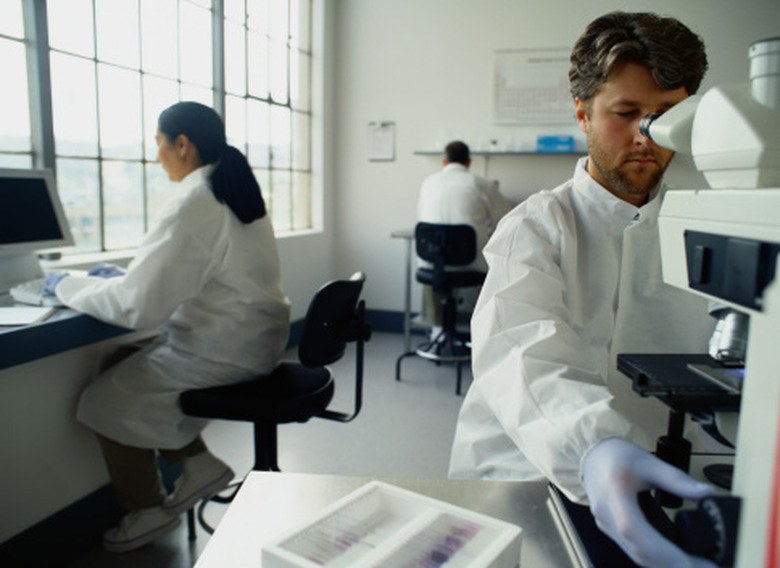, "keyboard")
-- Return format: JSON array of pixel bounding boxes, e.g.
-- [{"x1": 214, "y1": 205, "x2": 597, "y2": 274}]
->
[{"x1": 9, "y1": 277, "x2": 63, "y2": 307}]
